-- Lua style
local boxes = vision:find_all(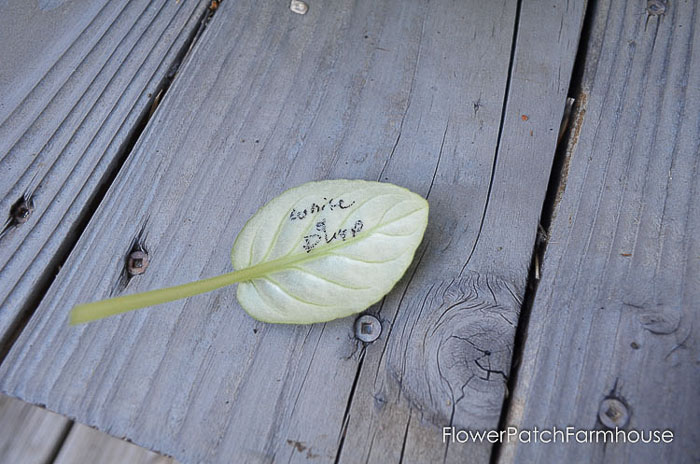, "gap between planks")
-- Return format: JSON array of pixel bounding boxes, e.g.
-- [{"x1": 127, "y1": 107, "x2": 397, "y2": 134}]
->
[{"x1": 490, "y1": 0, "x2": 595, "y2": 461}]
